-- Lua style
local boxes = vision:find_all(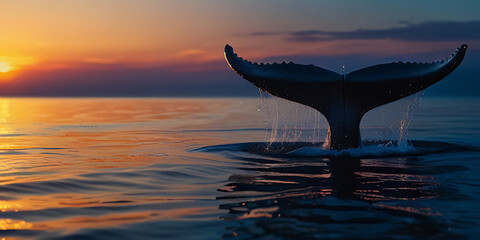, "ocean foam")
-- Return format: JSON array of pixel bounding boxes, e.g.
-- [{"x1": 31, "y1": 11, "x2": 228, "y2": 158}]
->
[{"x1": 288, "y1": 141, "x2": 417, "y2": 157}]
